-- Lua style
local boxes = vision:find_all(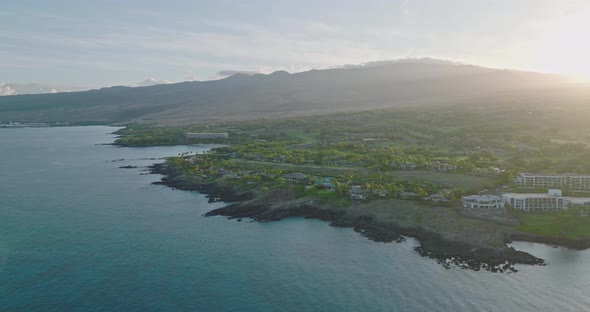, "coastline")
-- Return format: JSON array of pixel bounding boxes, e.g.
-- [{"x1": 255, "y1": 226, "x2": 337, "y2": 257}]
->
[{"x1": 150, "y1": 162, "x2": 584, "y2": 273}]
